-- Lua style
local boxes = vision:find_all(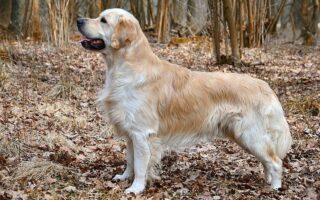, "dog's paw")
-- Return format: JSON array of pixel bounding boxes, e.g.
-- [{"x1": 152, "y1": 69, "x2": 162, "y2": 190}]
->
[
  {"x1": 124, "y1": 183, "x2": 145, "y2": 195},
  {"x1": 112, "y1": 173, "x2": 132, "y2": 182},
  {"x1": 271, "y1": 181, "x2": 282, "y2": 190}
]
